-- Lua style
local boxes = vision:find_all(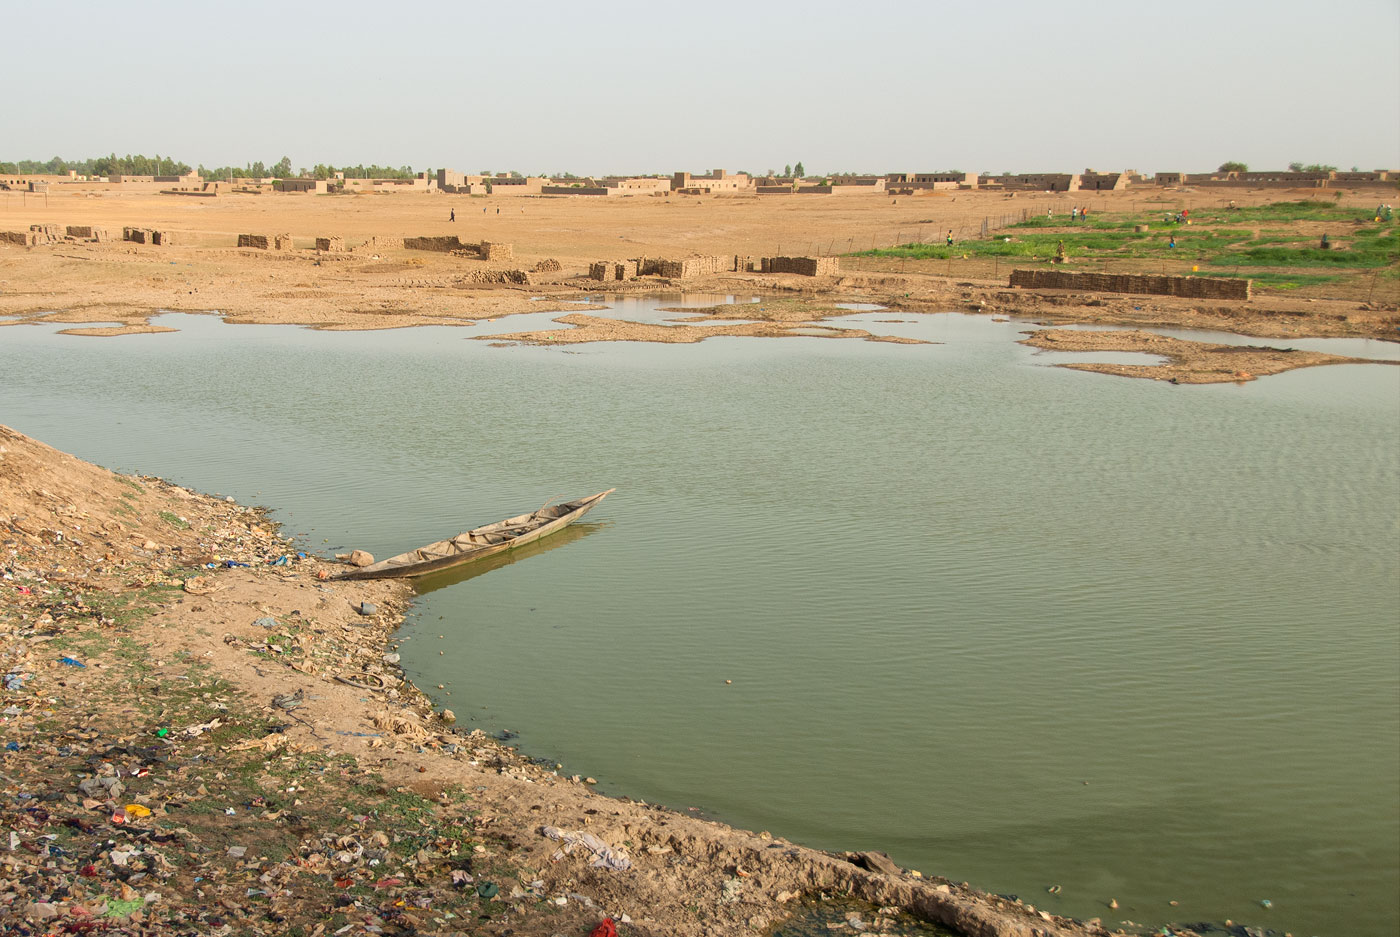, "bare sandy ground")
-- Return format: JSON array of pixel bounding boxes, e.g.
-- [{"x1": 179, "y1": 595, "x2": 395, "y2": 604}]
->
[{"x1": 1, "y1": 185, "x2": 1395, "y2": 383}]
